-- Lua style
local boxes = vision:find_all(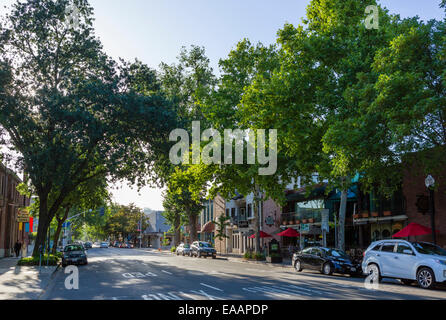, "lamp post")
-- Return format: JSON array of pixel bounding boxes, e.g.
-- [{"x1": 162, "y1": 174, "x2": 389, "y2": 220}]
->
[{"x1": 425, "y1": 175, "x2": 436, "y2": 245}]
